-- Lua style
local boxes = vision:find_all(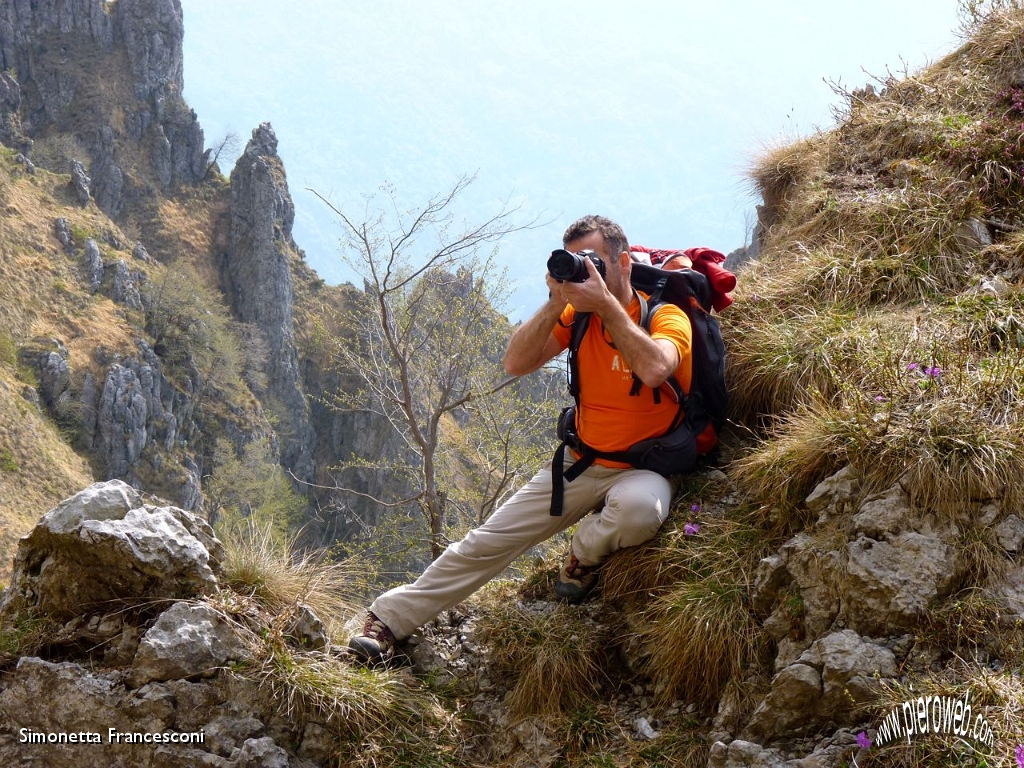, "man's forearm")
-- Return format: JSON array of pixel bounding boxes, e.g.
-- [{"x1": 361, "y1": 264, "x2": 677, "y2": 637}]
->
[
  {"x1": 503, "y1": 298, "x2": 564, "y2": 375},
  {"x1": 600, "y1": 302, "x2": 678, "y2": 387}
]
